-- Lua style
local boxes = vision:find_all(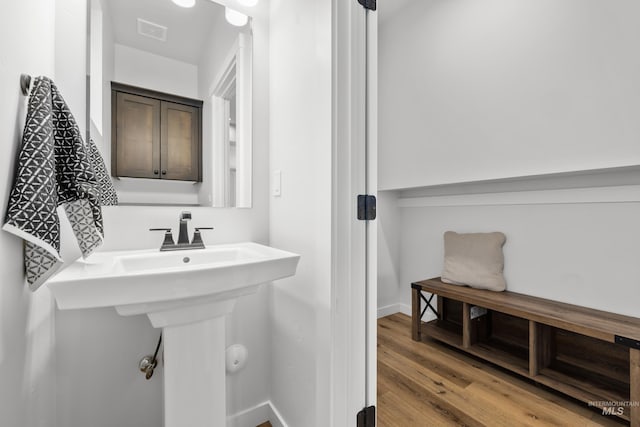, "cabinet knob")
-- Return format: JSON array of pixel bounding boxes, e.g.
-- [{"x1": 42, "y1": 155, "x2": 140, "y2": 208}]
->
[
  {"x1": 161, "y1": 170, "x2": 167, "y2": 175},
  {"x1": 153, "y1": 170, "x2": 159, "y2": 175}
]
